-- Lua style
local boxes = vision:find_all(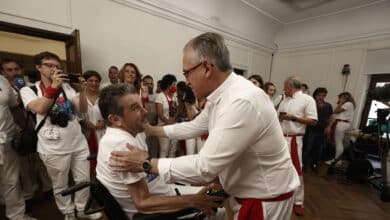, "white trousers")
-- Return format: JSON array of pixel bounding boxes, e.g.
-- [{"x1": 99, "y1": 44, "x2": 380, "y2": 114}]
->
[
  {"x1": 335, "y1": 122, "x2": 351, "y2": 159},
  {"x1": 158, "y1": 137, "x2": 177, "y2": 158},
  {"x1": 39, "y1": 148, "x2": 90, "y2": 214},
  {"x1": 0, "y1": 141, "x2": 26, "y2": 220},
  {"x1": 285, "y1": 136, "x2": 304, "y2": 206}
]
